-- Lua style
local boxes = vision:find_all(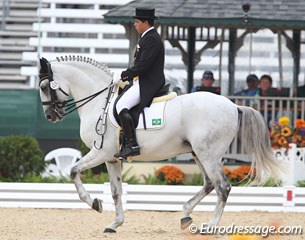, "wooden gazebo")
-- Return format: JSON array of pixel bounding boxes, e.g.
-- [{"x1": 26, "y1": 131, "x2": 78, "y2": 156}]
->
[{"x1": 104, "y1": 0, "x2": 305, "y2": 94}]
